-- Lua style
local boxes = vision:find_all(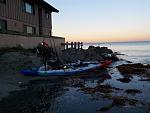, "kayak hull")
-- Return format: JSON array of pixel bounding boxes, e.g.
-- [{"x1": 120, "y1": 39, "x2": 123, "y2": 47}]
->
[{"x1": 21, "y1": 60, "x2": 112, "y2": 76}]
